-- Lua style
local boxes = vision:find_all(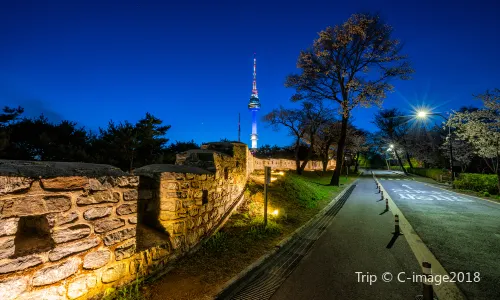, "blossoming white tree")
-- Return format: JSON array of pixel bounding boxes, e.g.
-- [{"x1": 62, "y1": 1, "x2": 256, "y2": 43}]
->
[{"x1": 449, "y1": 89, "x2": 500, "y2": 189}]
